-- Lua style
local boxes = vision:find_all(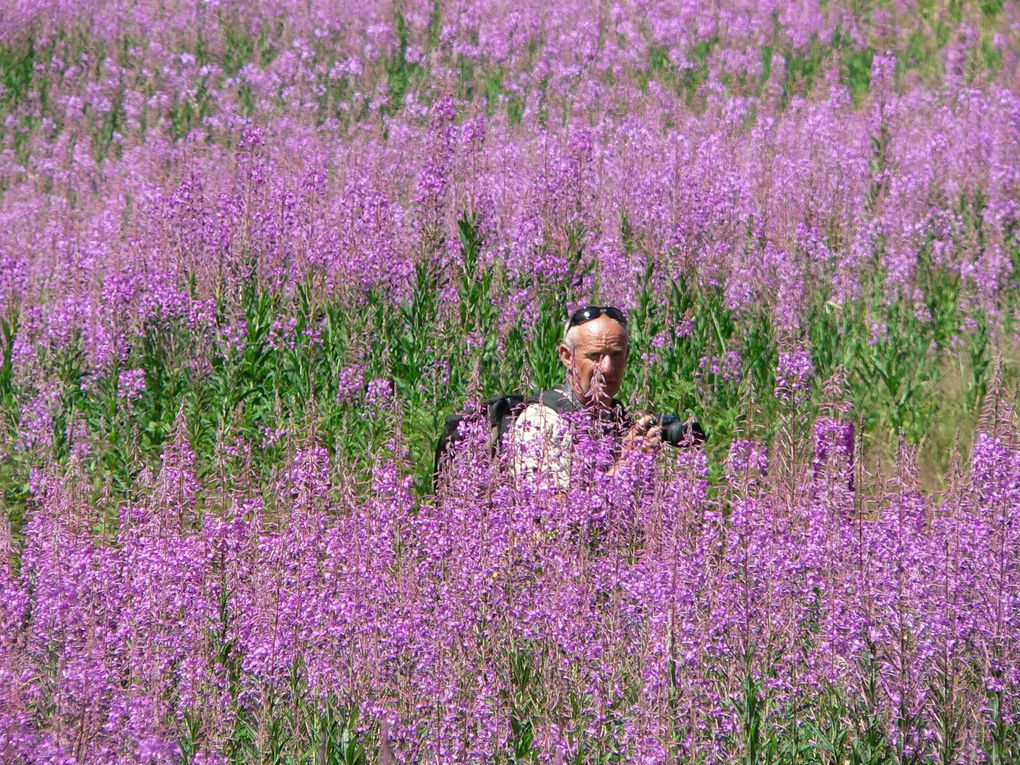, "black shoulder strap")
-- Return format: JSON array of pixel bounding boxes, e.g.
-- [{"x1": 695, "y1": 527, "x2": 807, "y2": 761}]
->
[
  {"x1": 535, "y1": 389, "x2": 628, "y2": 421},
  {"x1": 538, "y1": 388, "x2": 576, "y2": 414},
  {"x1": 482, "y1": 394, "x2": 525, "y2": 424},
  {"x1": 434, "y1": 394, "x2": 528, "y2": 490},
  {"x1": 484, "y1": 394, "x2": 527, "y2": 442}
]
